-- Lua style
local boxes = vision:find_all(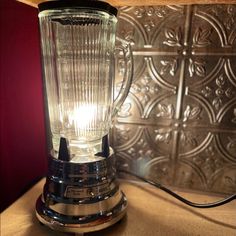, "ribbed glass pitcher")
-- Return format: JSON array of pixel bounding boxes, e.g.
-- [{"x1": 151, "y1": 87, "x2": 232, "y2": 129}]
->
[{"x1": 38, "y1": 1, "x2": 133, "y2": 162}]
